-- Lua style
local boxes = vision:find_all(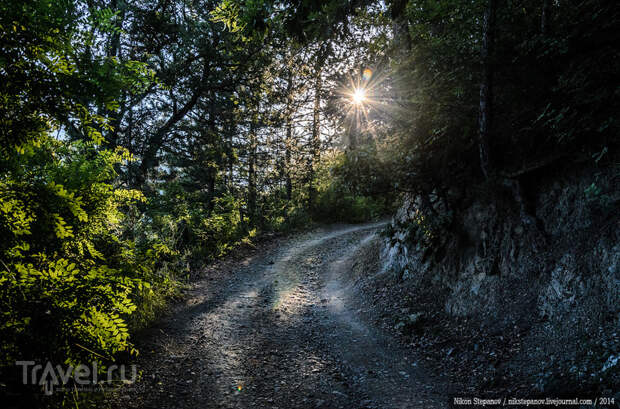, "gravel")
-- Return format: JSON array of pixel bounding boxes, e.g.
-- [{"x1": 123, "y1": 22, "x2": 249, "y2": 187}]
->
[{"x1": 108, "y1": 223, "x2": 448, "y2": 409}]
